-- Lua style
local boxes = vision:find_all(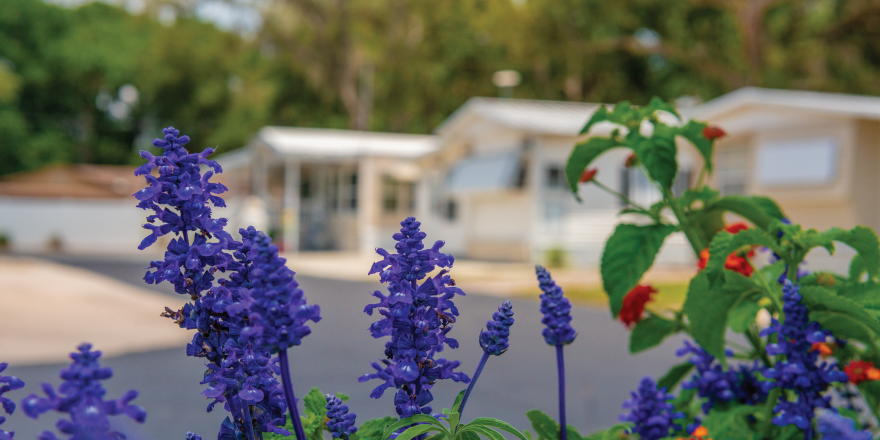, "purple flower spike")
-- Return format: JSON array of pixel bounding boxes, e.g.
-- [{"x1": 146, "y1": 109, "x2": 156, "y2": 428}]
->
[
  {"x1": 536, "y1": 266, "x2": 576, "y2": 346},
  {"x1": 185, "y1": 432, "x2": 202, "y2": 440},
  {"x1": 325, "y1": 395, "x2": 357, "y2": 439},
  {"x1": 619, "y1": 376, "x2": 684, "y2": 440},
  {"x1": 20, "y1": 344, "x2": 146, "y2": 440},
  {"x1": 760, "y1": 280, "x2": 849, "y2": 438},
  {"x1": 235, "y1": 227, "x2": 321, "y2": 351},
  {"x1": 480, "y1": 301, "x2": 514, "y2": 356},
  {"x1": 361, "y1": 217, "x2": 469, "y2": 419},
  {"x1": 817, "y1": 410, "x2": 871, "y2": 440},
  {"x1": 0, "y1": 362, "x2": 25, "y2": 440}
]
